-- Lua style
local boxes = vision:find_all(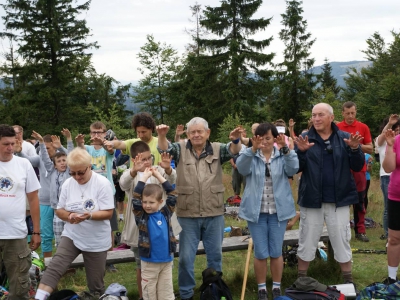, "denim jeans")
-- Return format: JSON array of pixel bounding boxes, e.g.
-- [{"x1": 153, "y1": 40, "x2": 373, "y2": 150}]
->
[
  {"x1": 177, "y1": 216, "x2": 224, "y2": 299},
  {"x1": 380, "y1": 175, "x2": 390, "y2": 237}
]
